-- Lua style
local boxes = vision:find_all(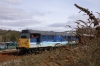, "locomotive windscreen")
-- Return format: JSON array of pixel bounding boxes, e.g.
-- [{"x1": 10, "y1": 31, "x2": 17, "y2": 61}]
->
[
  {"x1": 20, "y1": 33, "x2": 30, "y2": 38},
  {"x1": 21, "y1": 30, "x2": 29, "y2": 33}
]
